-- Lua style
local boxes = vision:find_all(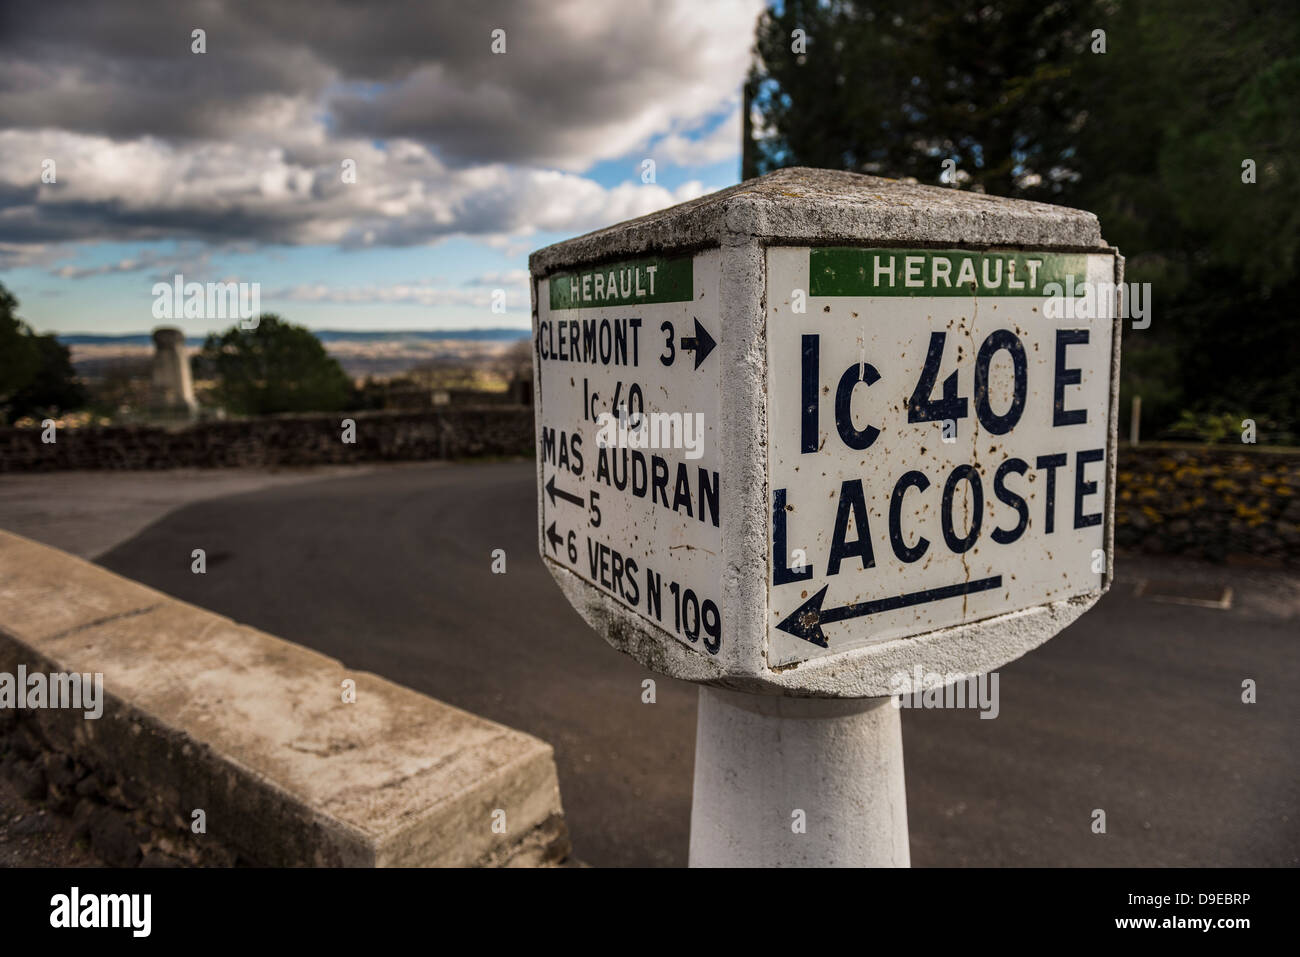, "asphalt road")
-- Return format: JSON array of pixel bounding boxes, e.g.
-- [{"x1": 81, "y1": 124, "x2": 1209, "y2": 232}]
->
[{"x1": 61, "y1": 461, "x2": 1300, "y2": 866}]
